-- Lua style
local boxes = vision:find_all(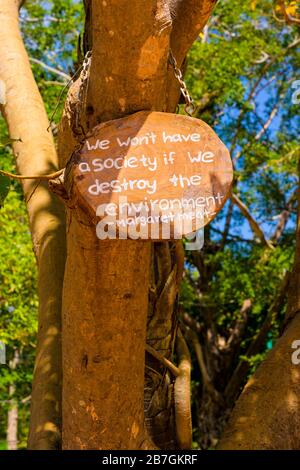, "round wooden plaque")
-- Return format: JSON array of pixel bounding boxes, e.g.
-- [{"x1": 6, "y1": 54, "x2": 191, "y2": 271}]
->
[{"x1": 68, "y1": 111, "x2": 233, "y2": 240}]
